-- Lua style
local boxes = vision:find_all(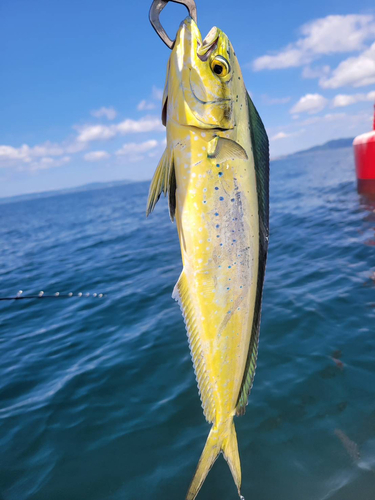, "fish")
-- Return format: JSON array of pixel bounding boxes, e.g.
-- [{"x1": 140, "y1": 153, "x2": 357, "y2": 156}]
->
[{"x1": 146, "y1": 16, "x2": 269, "y2": 500}]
